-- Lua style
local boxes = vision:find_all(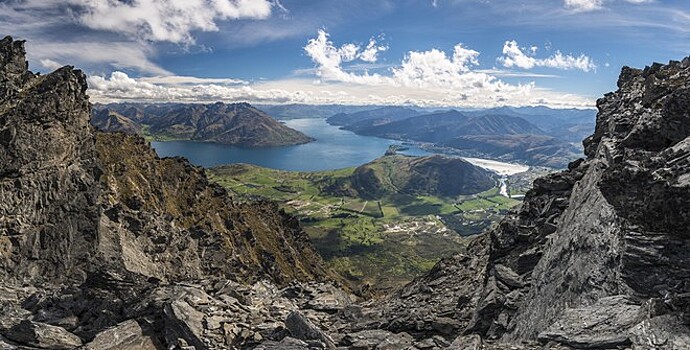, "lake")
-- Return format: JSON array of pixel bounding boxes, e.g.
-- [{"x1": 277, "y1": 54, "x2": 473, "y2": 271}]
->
[{"x1": 151, "y1": 118, "x2": 430, "y2": 171}]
